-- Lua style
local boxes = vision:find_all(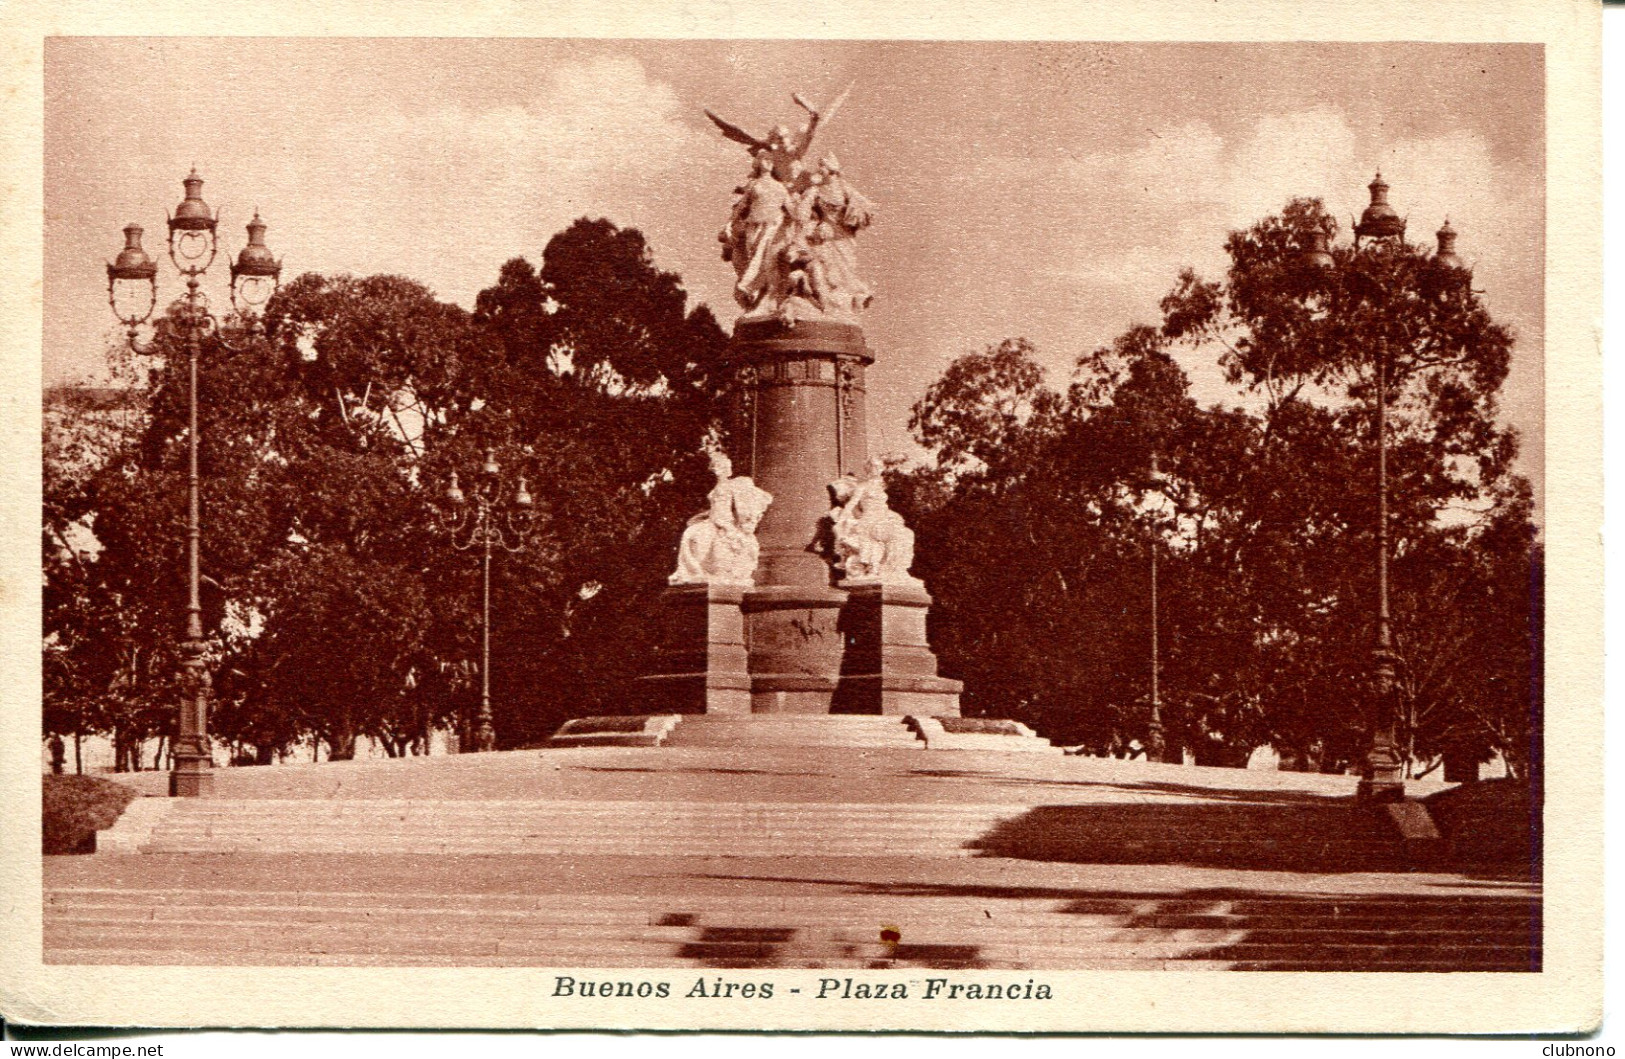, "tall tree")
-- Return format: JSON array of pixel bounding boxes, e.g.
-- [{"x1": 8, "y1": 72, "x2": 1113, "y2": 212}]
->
[
  {"x1": 462, "y1": 220, "x2": 731, "y2": 745},
  {"x1": 902, "y1": 198, "x2": 1536, "y2": 774}
]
